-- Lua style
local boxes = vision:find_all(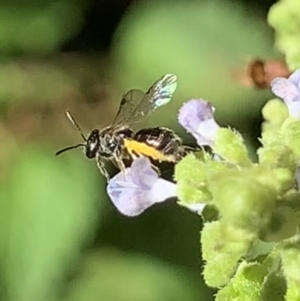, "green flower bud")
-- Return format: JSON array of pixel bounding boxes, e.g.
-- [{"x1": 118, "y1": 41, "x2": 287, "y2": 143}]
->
[
  {"x1": 251, "y1": 166, "x2": 295, "y2": 195},
  {"x1": 260, "y1": 130, "x2": 282, "y2": 146},
  {"x1": 268, "y1": 0, "x2": 300, "y2": 69},
  {"x1": 175, "y1": 153, "x2": 227, "y2": 205},
  {"x1": 257, "y1": 143, "x2": 297, "y2": 172},
  {"x1": 201, "y1": 222, "x2": 251, "y2": 287},
  {"x1": 281, "y1": 190, "x2": 300, "y2": 212},
  {"x1": 261, "y1": 99, "x2": 288, "y2": 133},
  {"x1": 201, "y1": 222, "x2": 250, "y2": 262},
  {"x1": 222, "y1": 223, "x2": 256, "y2": 242},
  {"x1": 209, "y1": 170, "x2": 276, "y2": 234},
  {"x1": 279, "y1": 241, "x2": 300, "y2": 300},
  {"x1": 214, "y1": 128, "x2": 252, "y2": 167},
  {"x1": 268, "y1": 0, "x2": 300, "y2": 33},
  {"x1": 260, "y1": 206, "x2": 298, "y2": 242},
  {"x1": 175, "y1": 154, "x2": 206, "y2": 183},
  {"x1": 281, "y1": 118, "x2": 300, "y2": 156},
  {"x1": 175, "y1": 154, "x2": 210, "y2": 205},
  {"x1": 203, "y1": 256, "x2": 239, "y2": 288}
]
